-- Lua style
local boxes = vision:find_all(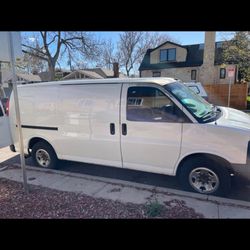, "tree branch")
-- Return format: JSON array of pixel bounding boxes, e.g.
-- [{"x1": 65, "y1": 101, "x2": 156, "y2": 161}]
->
[
  {"x1": 21, "y1": 44, "x2": 47, "y2": 56},
  {"x1": 22, "y1": 49, "x2": 48, "y2": 62},
  {"x1": 40, "y1": 31, "x2": 52, "y2": 61}
]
